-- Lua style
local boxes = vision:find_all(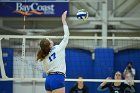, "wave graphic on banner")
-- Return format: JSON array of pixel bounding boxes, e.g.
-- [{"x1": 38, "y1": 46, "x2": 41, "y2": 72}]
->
[{"x1": 14, "y1": 10, "x2": 44, "y2": 16}]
